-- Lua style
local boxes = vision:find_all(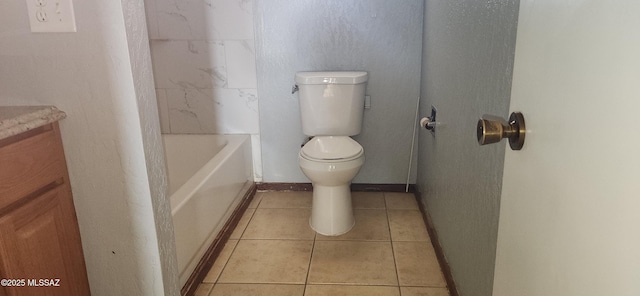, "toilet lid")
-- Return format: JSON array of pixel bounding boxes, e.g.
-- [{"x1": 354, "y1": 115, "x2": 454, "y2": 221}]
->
[{"x1": 301, "y1": 136, "x2": 363, "y2": 160}]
